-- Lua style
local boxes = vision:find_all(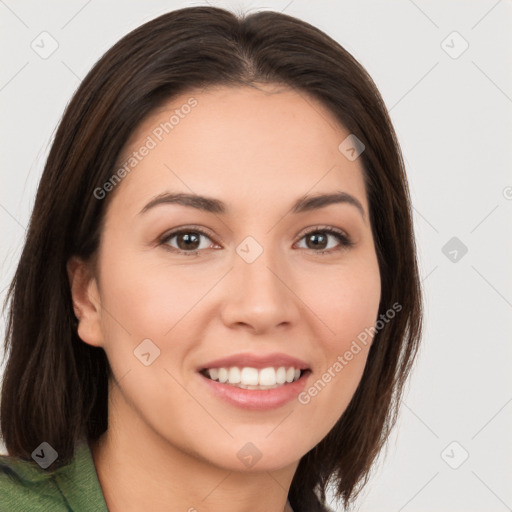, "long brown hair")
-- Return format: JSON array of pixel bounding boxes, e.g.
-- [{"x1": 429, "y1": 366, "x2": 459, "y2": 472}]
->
[{"x1": 1, "y1": 6, "x2": 422, "y2": 511}]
